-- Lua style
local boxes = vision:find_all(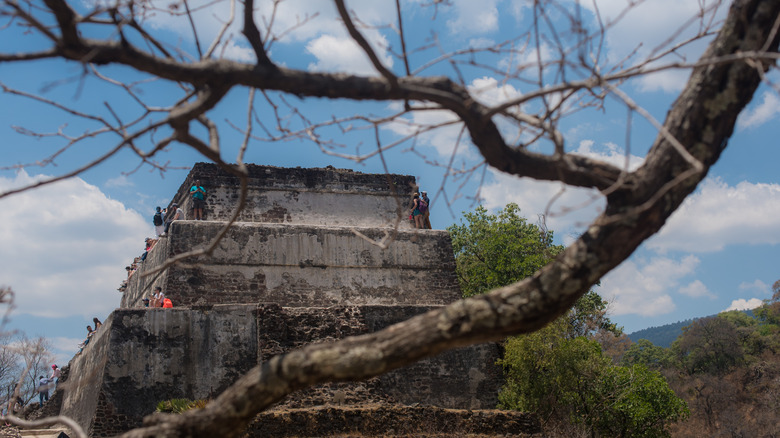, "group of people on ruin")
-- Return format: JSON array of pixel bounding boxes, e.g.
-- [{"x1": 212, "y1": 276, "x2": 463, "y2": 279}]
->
[
  {"x1": 153, "y1": 179, "x2": 208, "y2": 237},
  {"x1": 118, "y1": 237, "x2": 158, "y2": 292},
  {"x1": 36, "y1": 364, "x2": 62, "y2": 406},
  {"x1": 142, "y1": 286, "x2": 173, "y2": 308},
  {"x1": 409, "y1": 190, "x2": 432, "y2": 229}
]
